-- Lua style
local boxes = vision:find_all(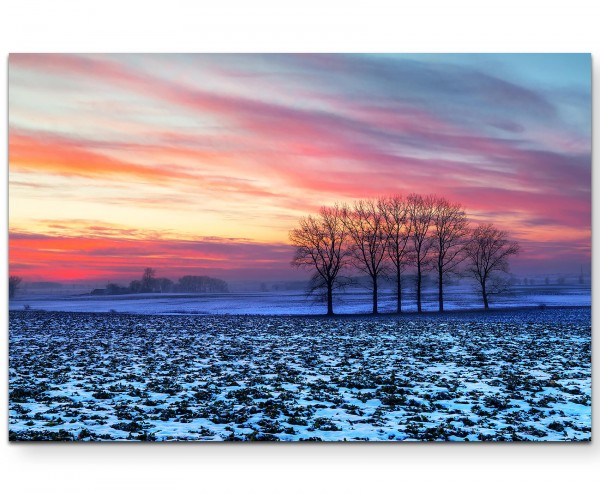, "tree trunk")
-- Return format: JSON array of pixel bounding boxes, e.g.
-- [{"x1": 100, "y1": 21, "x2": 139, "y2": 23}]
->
[
  {"x1": 396, "y1": 268, "x2": 402, "y2": 314},
  {"x1": 438, "y1": 267, "x2": 444, "y2": 312},
  {"x1": 482, "y1": 282, "x2": 489, "y2": 310},
  {"x1": 327, "y1": 283, "x2": 334, "y2": 316},
  {"x1": 372, "y1": 277, "x2": 378, "y2": 315},
  {"x1": 416, "y1": 260, "x2": 422, "y2": 313}
]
